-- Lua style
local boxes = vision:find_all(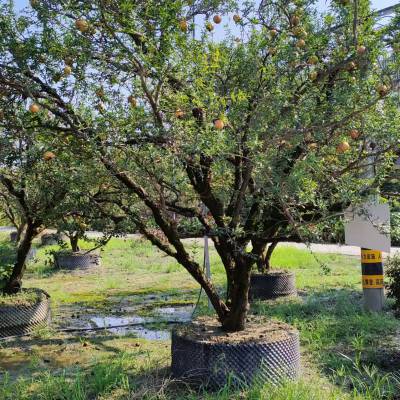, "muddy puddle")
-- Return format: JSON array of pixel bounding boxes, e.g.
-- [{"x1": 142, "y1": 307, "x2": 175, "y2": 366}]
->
[{"x1": 53, "y1": 294, "x2": 195, "y2": 340}]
